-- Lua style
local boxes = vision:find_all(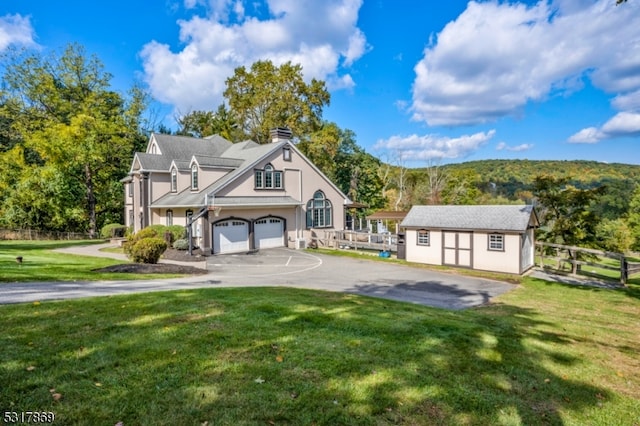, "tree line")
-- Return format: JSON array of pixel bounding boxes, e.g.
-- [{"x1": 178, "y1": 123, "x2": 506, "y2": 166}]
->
[
  {"x1": 1, "y1": 42, "x2": 638, "y2": 253},
  {"x1": 0, "y1": 44, "x2": 387, "y2": 237}
]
